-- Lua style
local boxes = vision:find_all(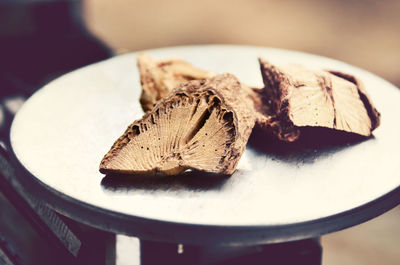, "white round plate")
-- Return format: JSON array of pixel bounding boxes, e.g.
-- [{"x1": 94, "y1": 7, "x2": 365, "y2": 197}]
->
[{"x1": 11, "y1": 45, "x2": 400, "y2": 244}]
